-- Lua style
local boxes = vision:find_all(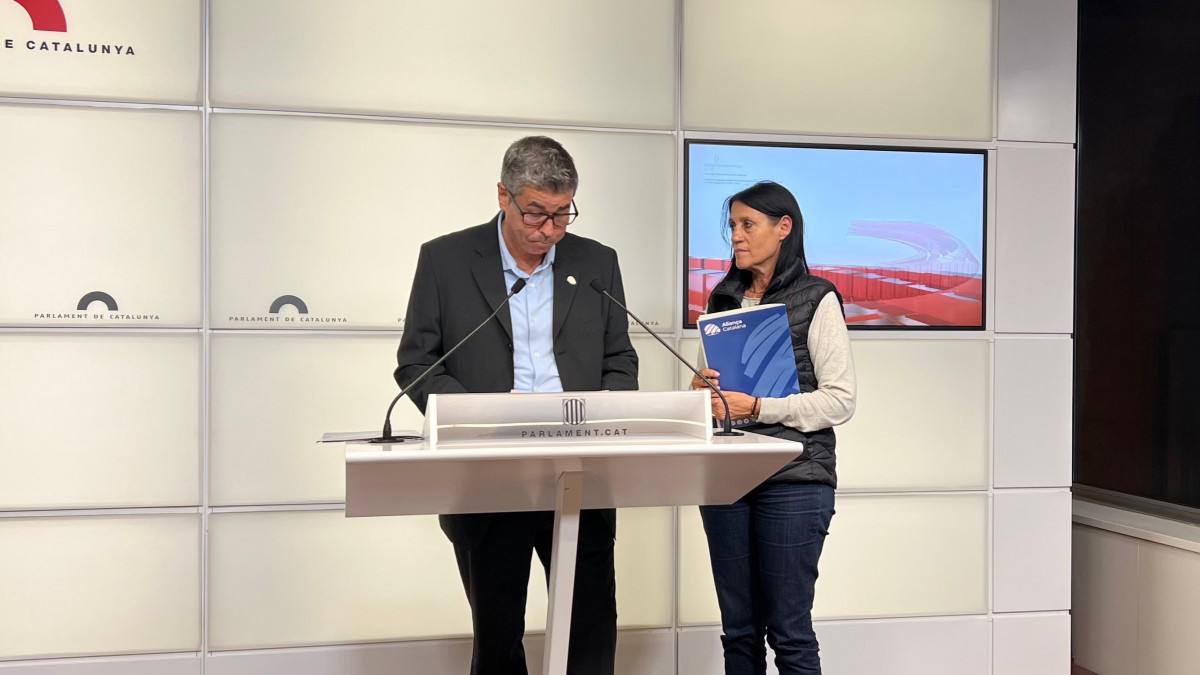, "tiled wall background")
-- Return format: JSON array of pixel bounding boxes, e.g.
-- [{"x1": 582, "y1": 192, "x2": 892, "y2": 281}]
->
[{"x1": 0, "y1": 1, "x2": 1076, "y2": 672}]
